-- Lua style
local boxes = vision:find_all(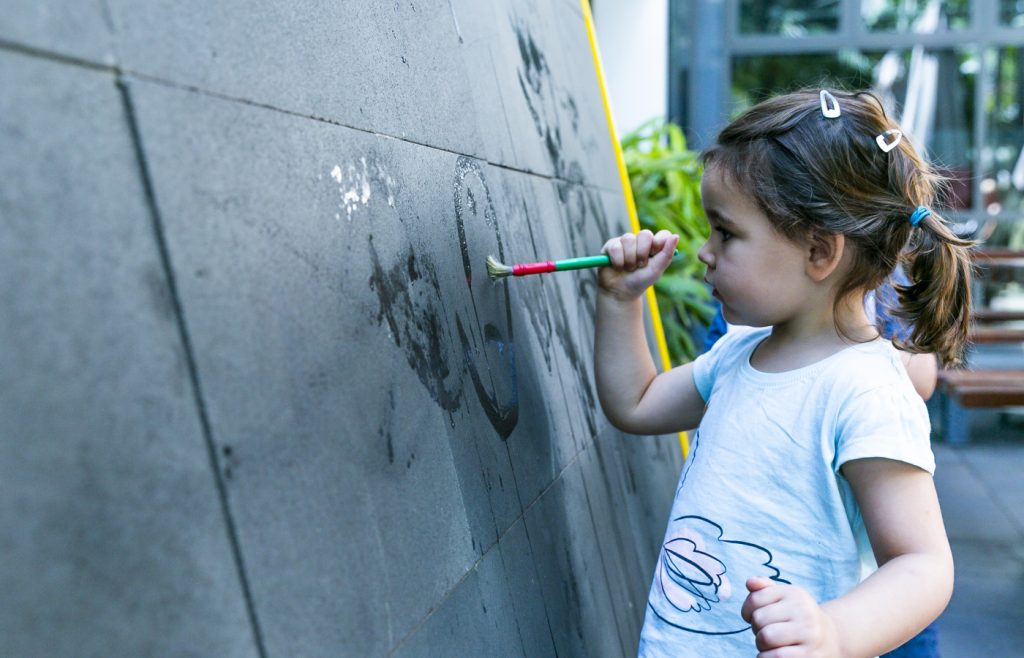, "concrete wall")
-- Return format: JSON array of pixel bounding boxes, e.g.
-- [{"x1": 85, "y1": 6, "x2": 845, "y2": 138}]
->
[{"x1": 0, "y1": 1, "x2": 683, "y2": 655}]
